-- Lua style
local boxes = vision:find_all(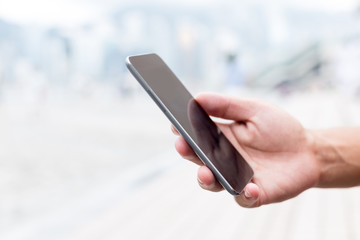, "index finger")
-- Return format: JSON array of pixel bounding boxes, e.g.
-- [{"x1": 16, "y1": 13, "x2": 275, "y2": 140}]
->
[{"x1": 195, "y1": 93, "x2": 259, "y2": 121}]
